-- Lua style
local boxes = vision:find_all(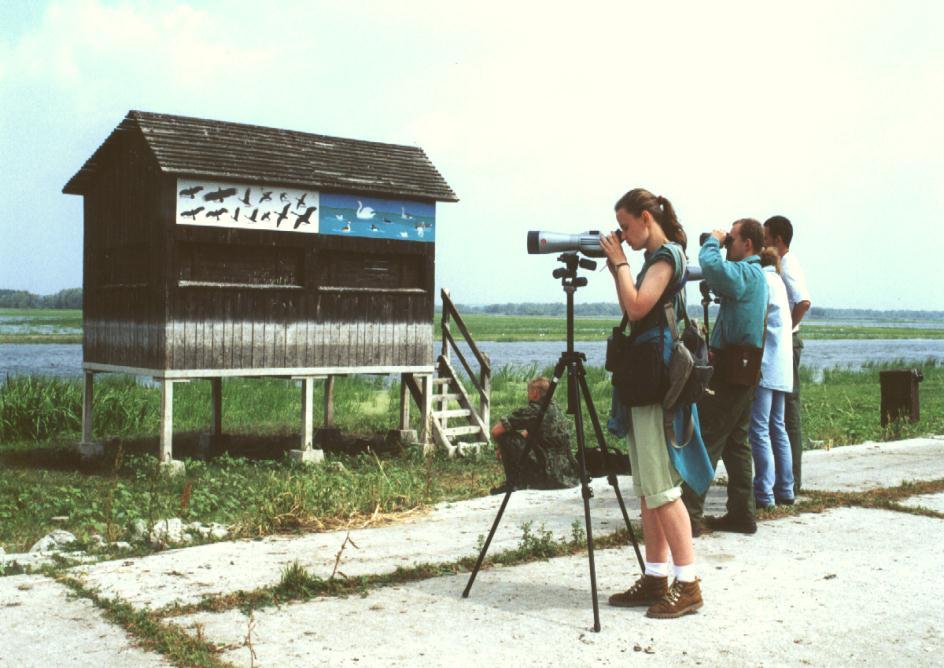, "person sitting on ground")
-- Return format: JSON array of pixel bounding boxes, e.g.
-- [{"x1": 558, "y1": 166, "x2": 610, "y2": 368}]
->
[
  {"x1": 490, "y1": 377, "x2": 579, "y2": 494},
  {"x1": 749, "y1": 248, "x2": 795, "y2": 510}
]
